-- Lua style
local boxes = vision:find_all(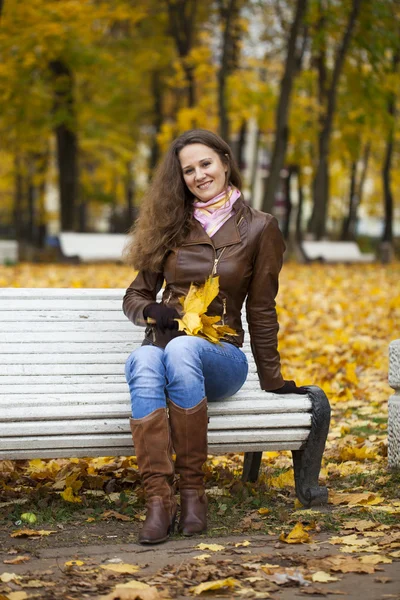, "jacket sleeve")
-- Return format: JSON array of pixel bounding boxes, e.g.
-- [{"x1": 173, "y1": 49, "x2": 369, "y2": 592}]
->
[
  {"x1": 123, "y1": 270, "x2": 164, "y2": 327},
  {"x1": 245, "y1": 216, "x2": 285, "y2": 391}
]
